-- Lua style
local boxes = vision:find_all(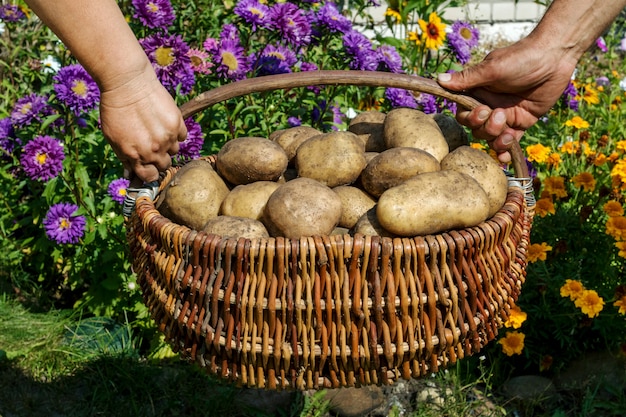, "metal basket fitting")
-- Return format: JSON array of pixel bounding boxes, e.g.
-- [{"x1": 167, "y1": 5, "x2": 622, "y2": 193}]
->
[
  {"x1": 506, "y1": 172, "x2": 536, "y2": 208},
  {"x1": 122, "y1": 181, "x2": 159, "y2": 219}
]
